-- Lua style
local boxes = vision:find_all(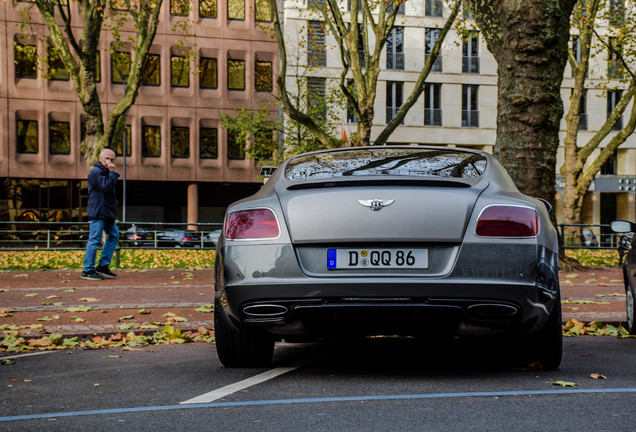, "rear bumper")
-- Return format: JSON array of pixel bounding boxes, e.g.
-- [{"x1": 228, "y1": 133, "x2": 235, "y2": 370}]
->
[{"x1": 218, "y1": 279, "x2": 557, "y2": 339}]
